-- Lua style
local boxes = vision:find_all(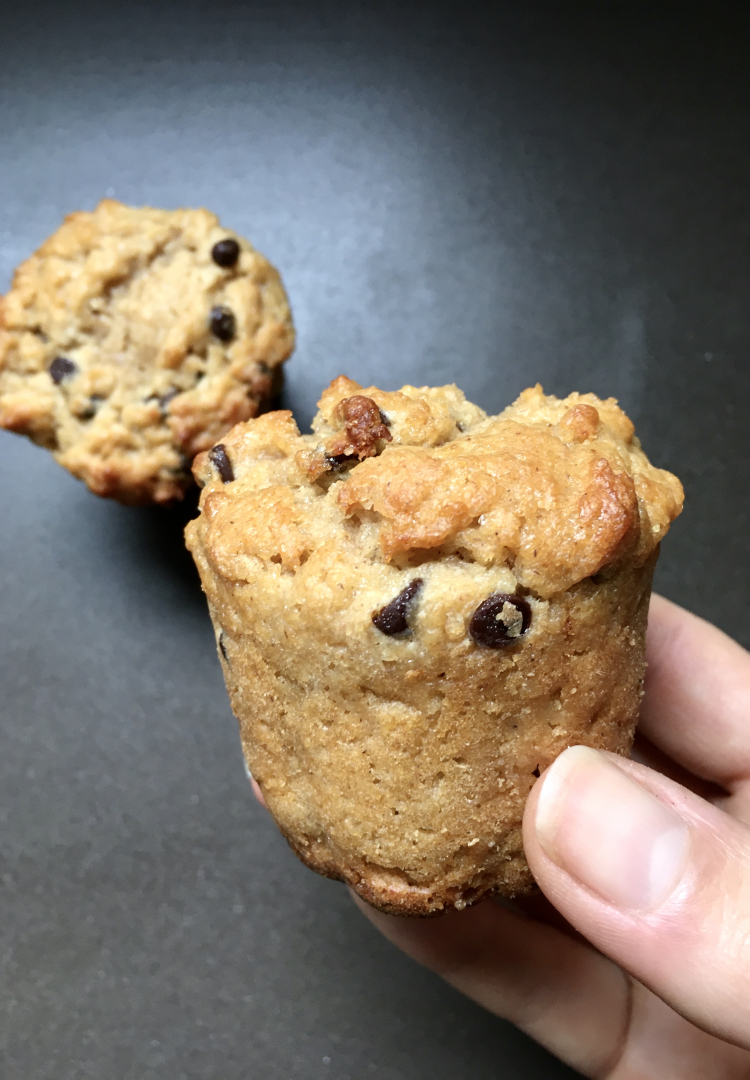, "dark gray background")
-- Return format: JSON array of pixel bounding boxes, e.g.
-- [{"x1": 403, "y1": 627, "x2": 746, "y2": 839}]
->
[{"x1": 1, "y1": 2, "x2": 748, "y2": 1077}]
